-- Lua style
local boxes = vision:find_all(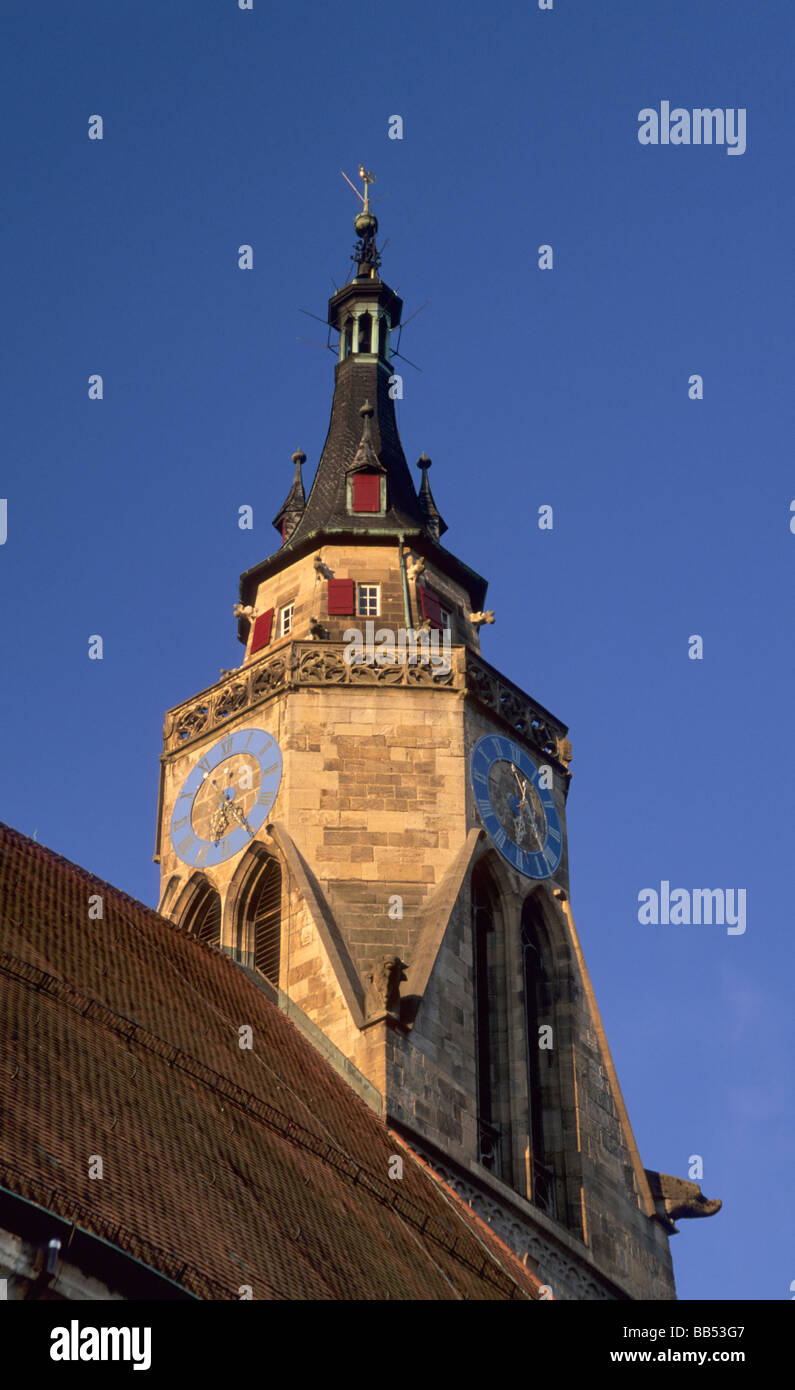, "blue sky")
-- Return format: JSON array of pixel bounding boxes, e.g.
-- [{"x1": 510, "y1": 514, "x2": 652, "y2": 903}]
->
[{"x1": 1, "y1": 0, "x2": 792, "y2": 1301}]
